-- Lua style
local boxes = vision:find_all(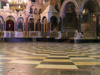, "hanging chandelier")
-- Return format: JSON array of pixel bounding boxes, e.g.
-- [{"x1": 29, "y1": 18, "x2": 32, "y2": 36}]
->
[{"x1": 8, "y1": 0, "x2": 27, "y2": 12}]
